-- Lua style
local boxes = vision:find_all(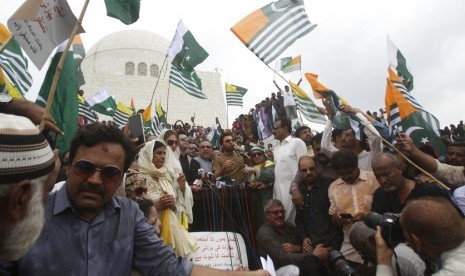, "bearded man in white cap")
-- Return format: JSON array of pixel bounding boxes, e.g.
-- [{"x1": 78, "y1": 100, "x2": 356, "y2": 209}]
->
[{"x1": 0, "y1": 113, "x2": 58, "y2": 261}]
